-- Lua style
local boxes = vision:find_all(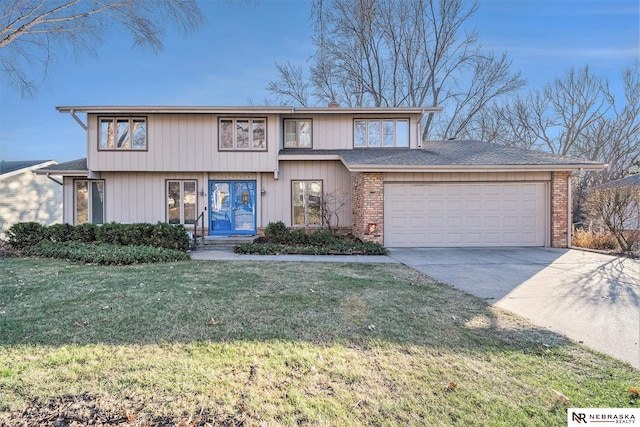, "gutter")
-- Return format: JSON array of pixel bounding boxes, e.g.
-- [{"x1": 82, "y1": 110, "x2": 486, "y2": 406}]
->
[{"x1": 343, "y1": 164, "x2": 609, "y2": 173}]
